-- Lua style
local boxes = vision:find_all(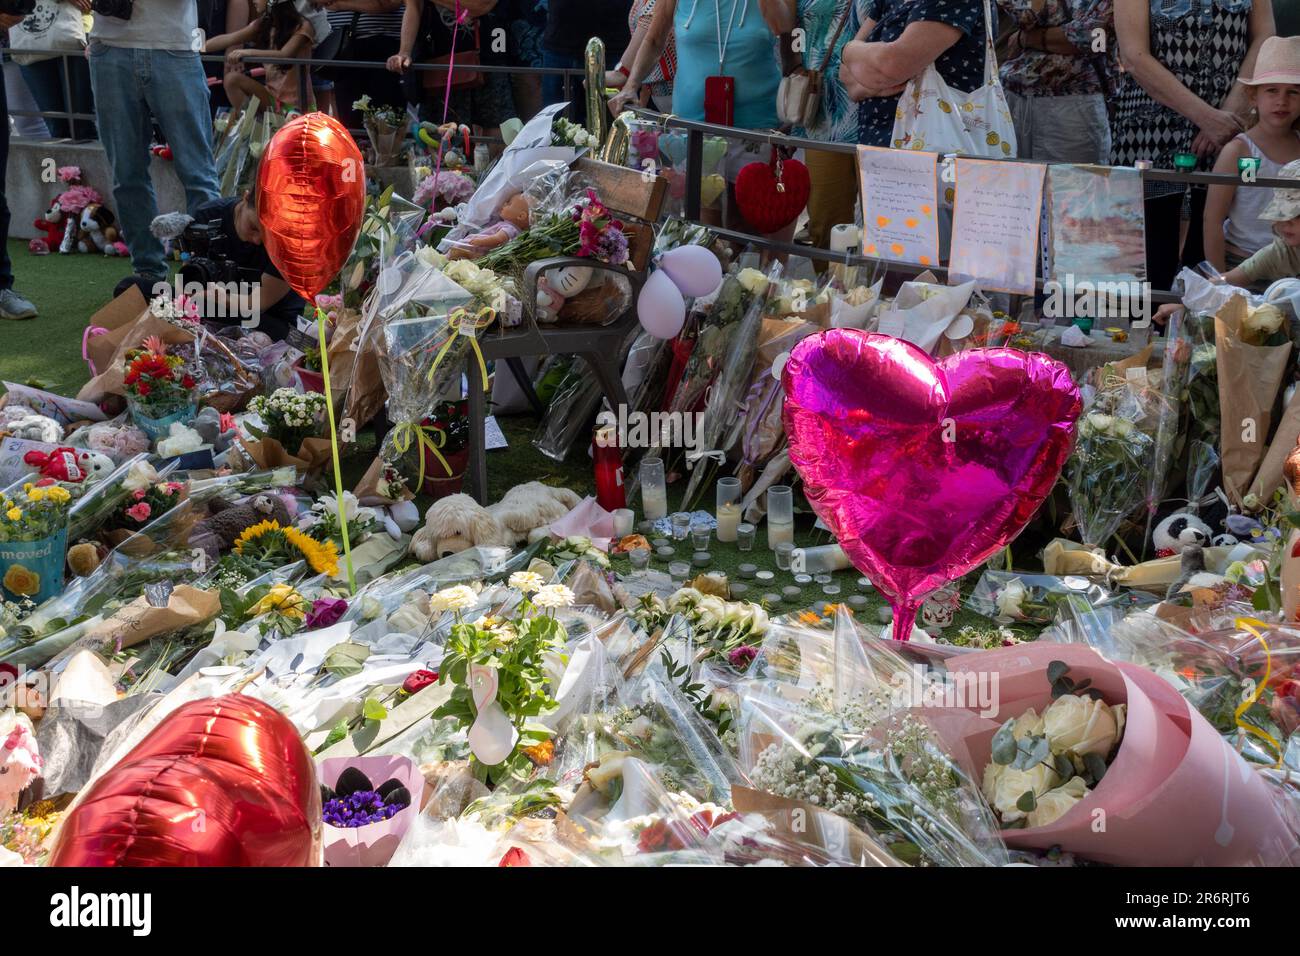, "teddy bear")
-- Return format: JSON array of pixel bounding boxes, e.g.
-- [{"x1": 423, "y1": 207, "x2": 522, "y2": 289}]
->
[
  {"x1": 76, "y1": 203, "x2": 126, "y2": 256},
  {"x1": 31, "y1": 199, "x2": 68, "y2": 255},
  {"x1": 23, "y1": 447, "x2": 114, "y2": 484},
  {"x1": 195, "y1": 493, "x2": 293, "y2": 552},
  {"x1": 486, "y1": 481, "x2": 583, "y2": 545},
  {"x1": 0, "y1": 706, "x2": 42, "y2": 815},
  {"x1": 410, "y1": 493, "x2": 512, "y2": 562},
  {"x1": 1152, "y1": 511, "x2": 1212, "y2": 558},
  {"x1": 1, "y1": 412, "x2": 64, "y2": 444}
]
